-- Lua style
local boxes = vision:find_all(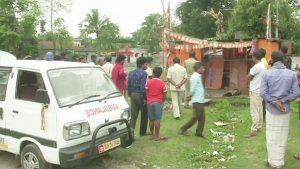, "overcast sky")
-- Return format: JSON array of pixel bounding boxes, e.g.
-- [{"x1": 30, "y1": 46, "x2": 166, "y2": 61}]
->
[{"x1": 51, "y1": 0, "x2": 186, "y2": 37}]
